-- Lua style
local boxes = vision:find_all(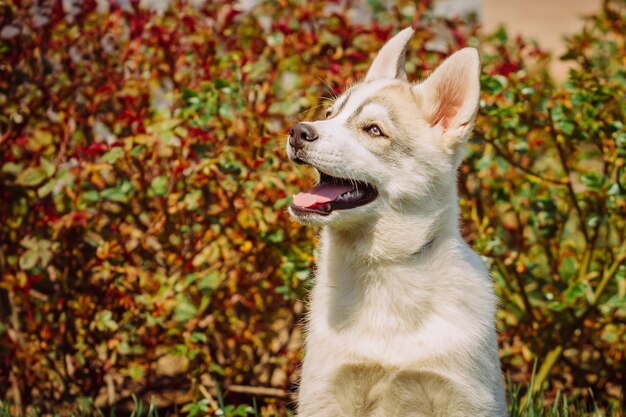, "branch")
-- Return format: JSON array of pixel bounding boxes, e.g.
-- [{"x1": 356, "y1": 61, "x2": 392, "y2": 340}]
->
[
  {"x1": 547, "y1": 113, "x2": 590, "y2": 242},
  {"x1": 590, "y1": 240, "x2": 626, "y2": 306},
  {"x1": 482, "y1": 136, "x2": 568, "y2": 186},
  {"x1": 495, "y1": 258, "x2": 536, "y2": 321},
  {"x1": 227, "y1": 384, "x2": 292, "y2": 398}
]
